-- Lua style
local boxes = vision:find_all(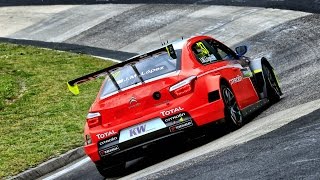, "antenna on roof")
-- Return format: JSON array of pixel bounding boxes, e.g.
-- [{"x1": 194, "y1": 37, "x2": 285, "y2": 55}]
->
[{"x1": 158, "y1": 30, "x2": 164, "y2": 46}]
